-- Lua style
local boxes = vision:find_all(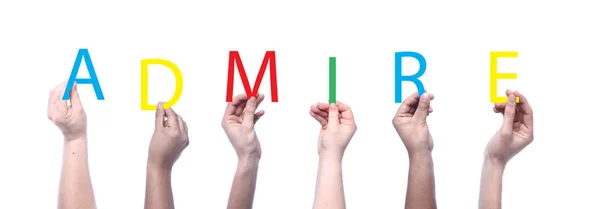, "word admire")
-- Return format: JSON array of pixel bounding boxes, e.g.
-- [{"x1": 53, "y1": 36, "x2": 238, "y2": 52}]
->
[{"x1": 62, "y1": 49, "x2": 520, "y2": 110}]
